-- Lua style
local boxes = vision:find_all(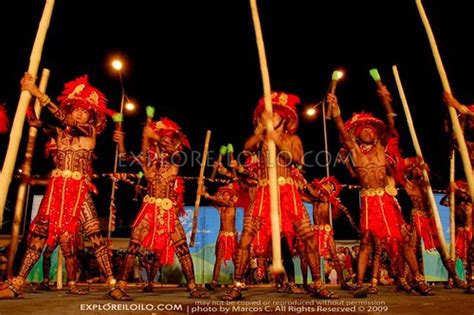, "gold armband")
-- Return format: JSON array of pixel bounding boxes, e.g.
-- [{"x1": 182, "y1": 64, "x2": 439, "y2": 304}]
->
[{"x1": 332, "y1": 106, "x2": 341, "y2": 117}]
